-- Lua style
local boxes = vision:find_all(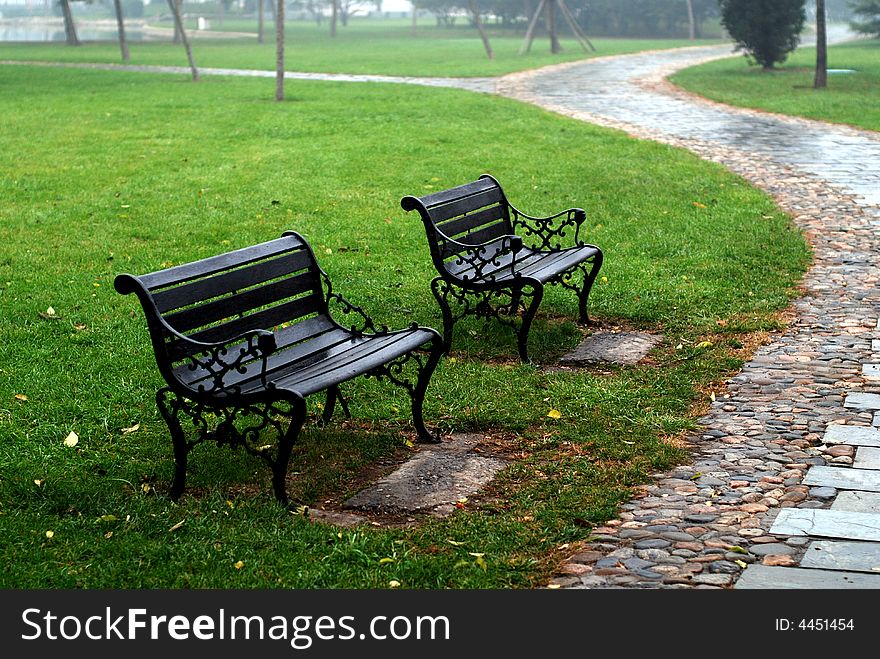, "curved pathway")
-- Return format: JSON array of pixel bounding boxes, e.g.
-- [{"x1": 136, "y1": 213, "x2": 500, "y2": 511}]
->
[{"x1": 494, "y1": 41, "x2": 880, "y2": 589}]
